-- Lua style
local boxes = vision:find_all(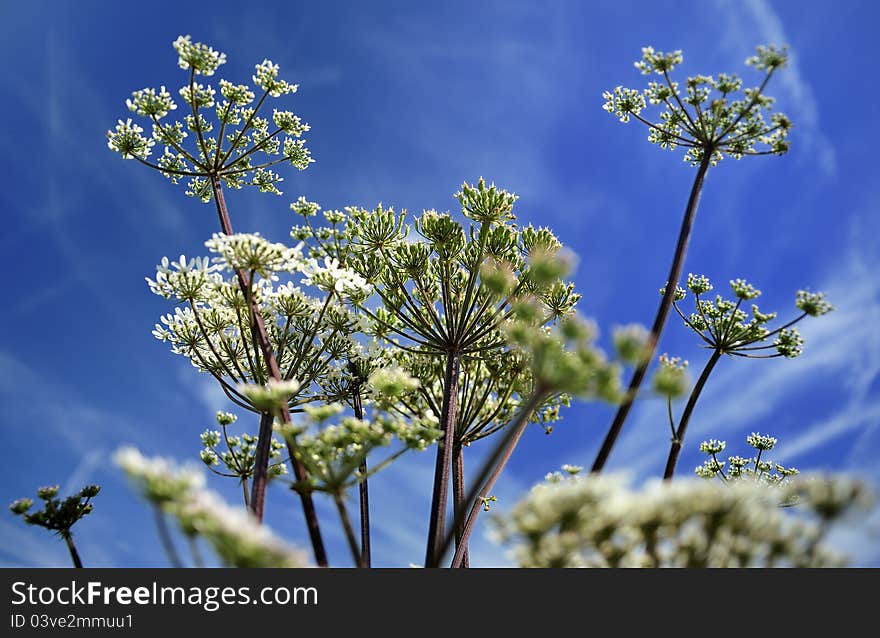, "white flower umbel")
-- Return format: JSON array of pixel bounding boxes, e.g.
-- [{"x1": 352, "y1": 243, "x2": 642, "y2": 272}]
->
[
  {"x1": 115, "y1": 447, "x2": 206, "y2": 505},
  {"x1": 496, "y1": 474, "x2": 868, "y2": 568},
  {"x1": 107, "y1": 118, "x2": 155, "y2": 160},
  {"x1": 146, "y1": 255, "x2": 222, "y2": 301},
  {"x1": 300, "y1": 256, "x2": 372, "y2": 301},
  {"x1": 109, "y1": 36, "x2": 312, "y2": 200},
  {"x1": 238, "y1": 379, "x2": 302, "y2": 412},
  {"x1": 205, "y1": 233, "x2": 303, "y2": 278},
  {"x1": 115, "y1": 447, "x2": 305, "y2": 567},
  {"x1": 176, "y1": 490, "x2": 305, "y2": 568}
]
